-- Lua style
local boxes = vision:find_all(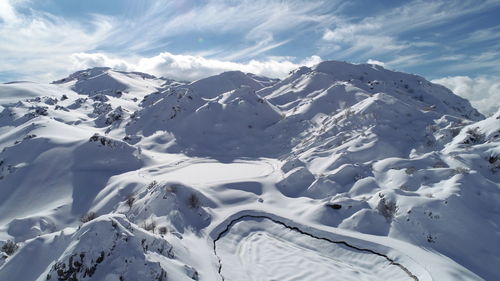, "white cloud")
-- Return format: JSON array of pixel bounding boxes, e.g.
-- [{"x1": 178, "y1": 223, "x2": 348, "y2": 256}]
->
[
  {"x1": 432, "y1": 75, "x2": 500, "y2": 116},
  {"x1": 71, "y1": 53, "x2": 134, "y2": 72},
  {"x1": 366, "y1": 59, "x2": 386, "y2": 67},
  {"x1": 300, "y1": 55, "x2": 323, "y2": 67},
  {"x1": 0, "y1": 0, "x2": 18, "y2": 23},
  {"x1": 71, "y1": 52, "x2": 323, "y2": 81}
]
